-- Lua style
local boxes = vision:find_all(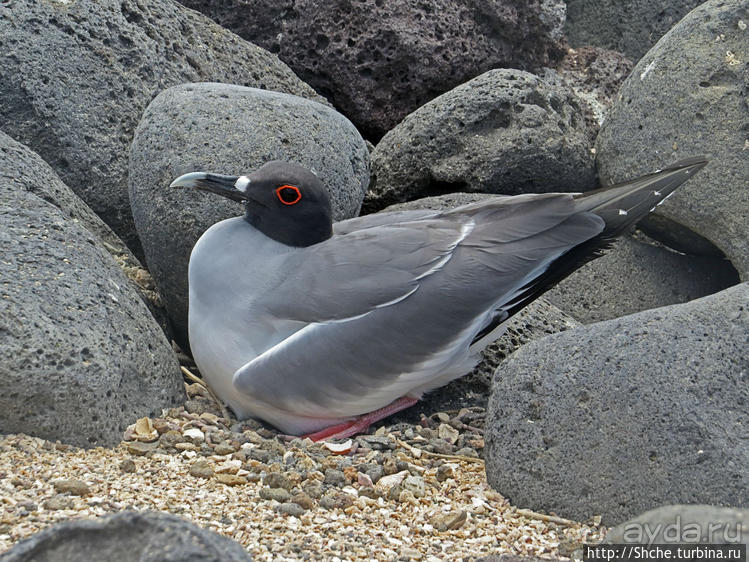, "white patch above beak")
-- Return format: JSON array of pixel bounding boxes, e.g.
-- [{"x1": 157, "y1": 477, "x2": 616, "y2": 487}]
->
[{"x1": 234, "y1": 176, "x2": 251, "y2": 193}]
